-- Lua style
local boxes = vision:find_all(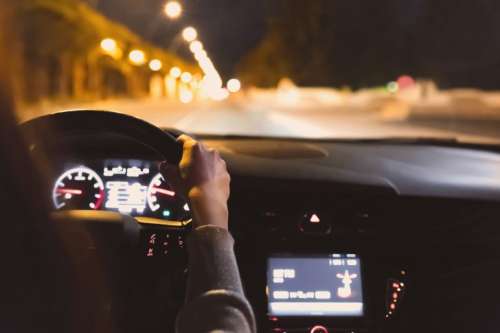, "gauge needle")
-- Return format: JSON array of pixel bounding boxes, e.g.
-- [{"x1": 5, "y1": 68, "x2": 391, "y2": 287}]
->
[
  {"x1": 152, "y1": 187, "x2": 176, "y2": 197},
  {"x1": 56, "y1": 188, "x2": 83, "y2": 195}
]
